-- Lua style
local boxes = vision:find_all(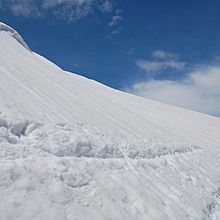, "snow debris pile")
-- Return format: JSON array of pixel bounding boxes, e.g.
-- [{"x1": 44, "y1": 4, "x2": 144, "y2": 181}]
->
[
  {"x1": 0, "y1": 112, "x2": 200, "y2": 160},
  {"x1": 1, "y1": 22, "x2": 220, "y2": 220},
  {"x1": 204, "y1": 188, "x2": 220, "y2": 220}
]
